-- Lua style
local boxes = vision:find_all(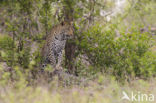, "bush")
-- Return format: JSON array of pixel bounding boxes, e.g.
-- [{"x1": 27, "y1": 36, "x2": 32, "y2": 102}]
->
[
  {"x1": 0, "y1": 35, "x2": 31, "y2": 68},
  {"x1": 17, "y1": 45, "x2": 31, "y2": 68},
  {"x1": 79, "y1": 24, "x2": 156, "y2": 80},
  {"x1": 0, "y1": 35, "x2": 15, "y2": 66}
]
